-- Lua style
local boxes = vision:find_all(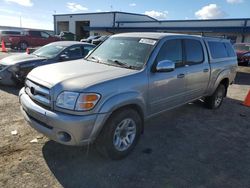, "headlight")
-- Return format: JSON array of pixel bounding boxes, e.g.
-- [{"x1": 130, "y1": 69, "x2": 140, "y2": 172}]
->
[
  {"x1": 56, "y1": 92, "x2": 79, "y2": 110},
  {"x1": 56, "y1": 92, "x2": 101, "y2": 111}
]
